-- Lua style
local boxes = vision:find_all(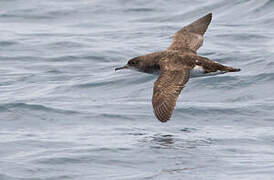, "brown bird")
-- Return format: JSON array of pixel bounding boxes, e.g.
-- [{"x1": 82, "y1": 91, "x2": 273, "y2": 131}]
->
[{"x1": 115, "y1": 13, "x2": 240, "y2": 122}]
